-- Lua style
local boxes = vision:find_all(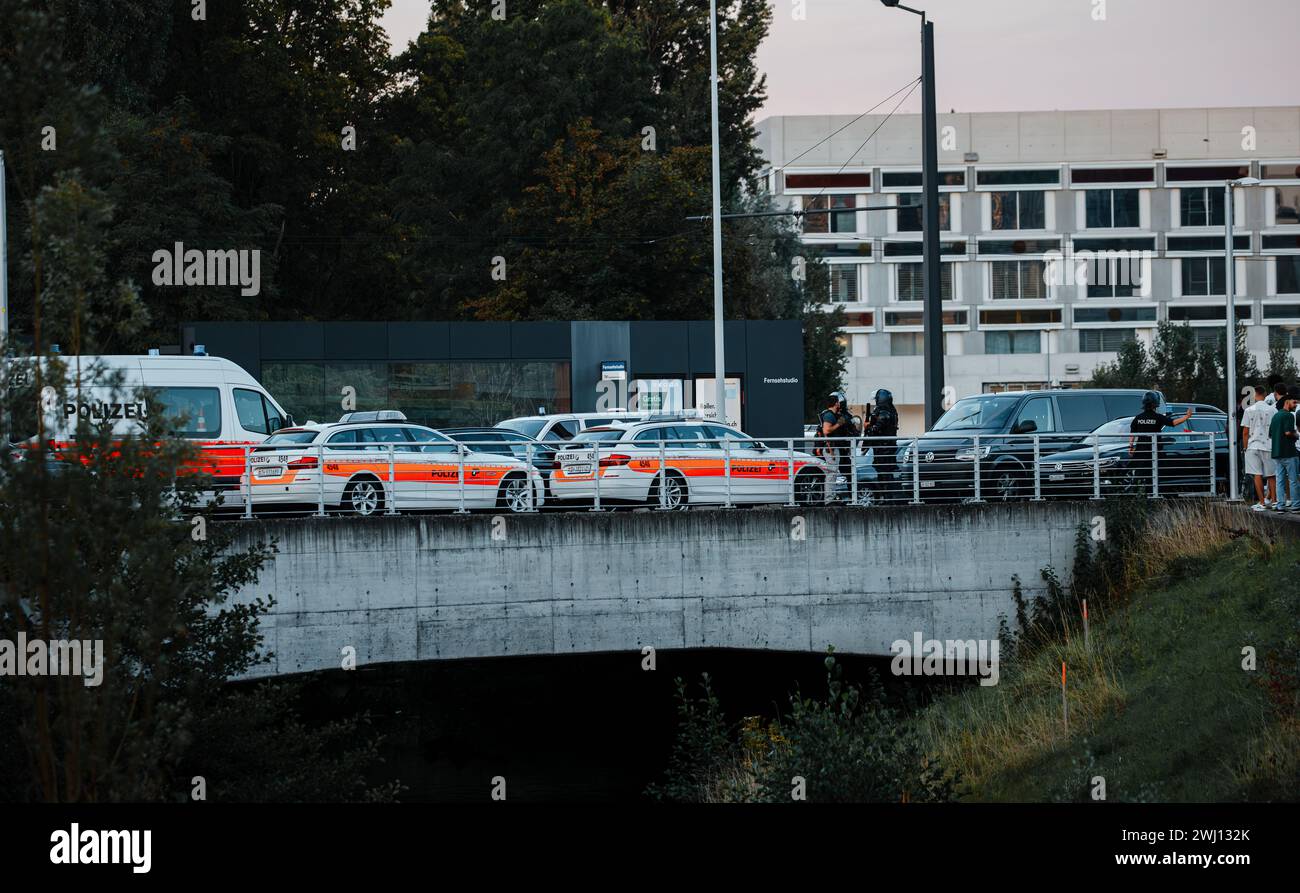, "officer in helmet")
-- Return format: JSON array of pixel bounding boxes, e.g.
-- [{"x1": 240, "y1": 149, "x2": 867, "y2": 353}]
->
[
  {"x1": 864, "y1": 388, "x2": 900, "y2": 500},
  {"x1": 1128, "y1": 391, "x2": 1192, "y2": 491},
  {"x1": 818, "y1": 390, "x2": 858, "y2": 483}
]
